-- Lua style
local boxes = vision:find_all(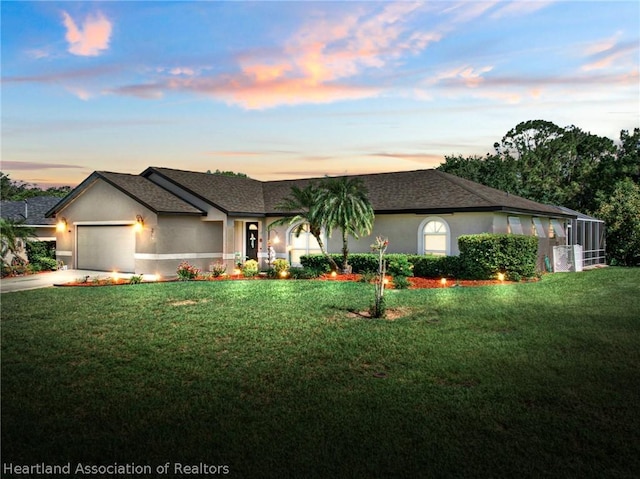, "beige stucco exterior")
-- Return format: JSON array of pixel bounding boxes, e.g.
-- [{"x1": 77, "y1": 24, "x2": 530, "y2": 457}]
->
[
  {"x1": 53, "y1": 177, "x2": 568, "y2": 277},
  {"x1": 266, "y1": 211, "x2": 566, "y2": 270}
]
